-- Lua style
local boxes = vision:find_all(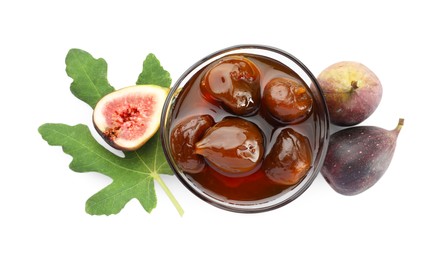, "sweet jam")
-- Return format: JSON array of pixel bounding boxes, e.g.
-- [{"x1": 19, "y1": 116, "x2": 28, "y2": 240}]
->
[{"x1": 169, "y1": 54, "x2": 318, "y2": 203}]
